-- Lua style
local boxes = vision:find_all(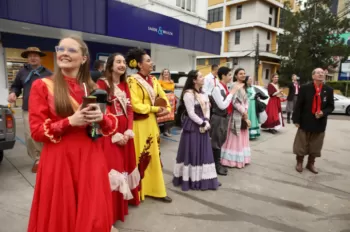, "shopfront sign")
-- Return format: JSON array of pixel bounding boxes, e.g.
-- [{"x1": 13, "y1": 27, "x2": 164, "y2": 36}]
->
[{"x1": 107, "y1": 0, "x2": 180, "y2": 47}]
